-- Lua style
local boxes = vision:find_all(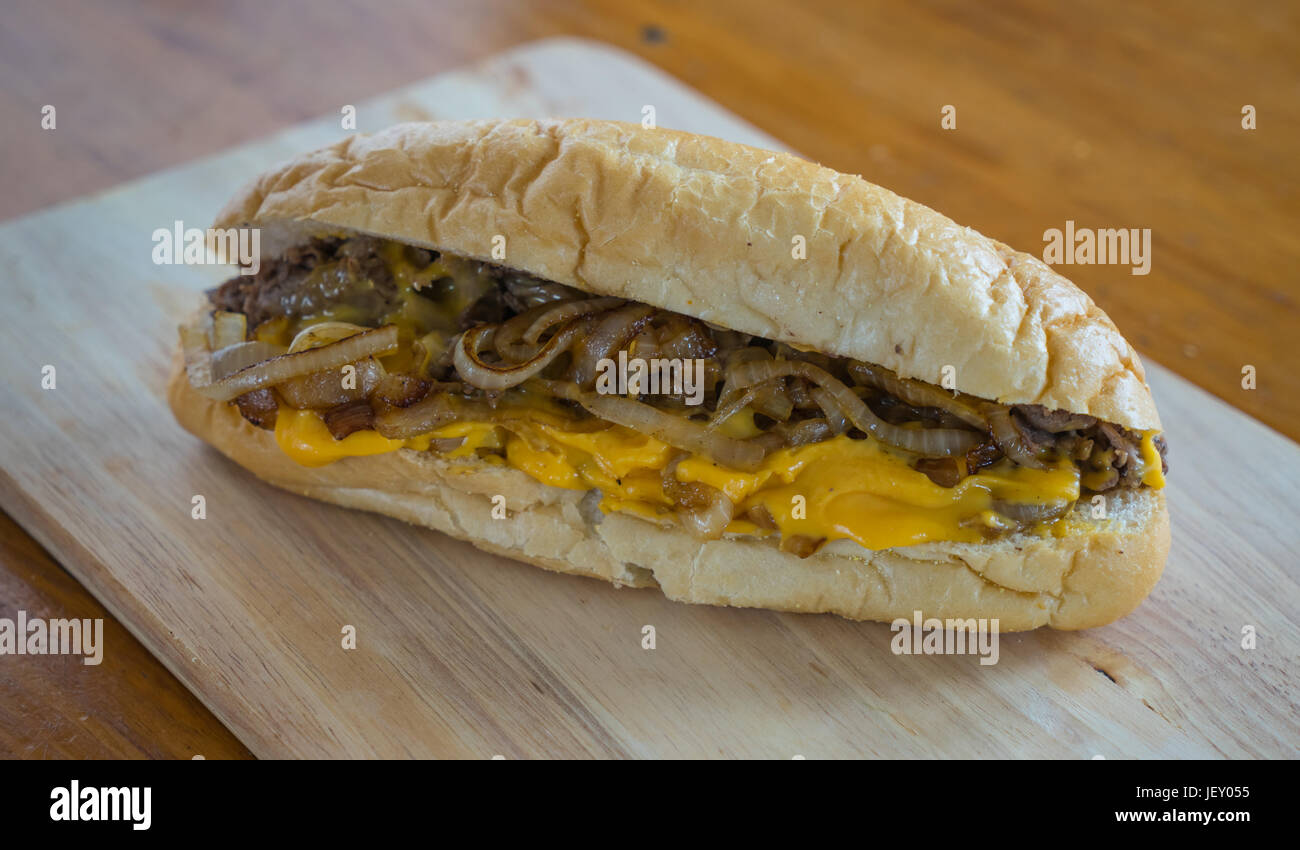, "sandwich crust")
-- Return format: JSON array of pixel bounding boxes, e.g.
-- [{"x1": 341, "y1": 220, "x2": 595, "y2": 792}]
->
[
  {"x1": 169, "y1": 364, "x2": 1169, "y2": 630},
  {"x1": 215, "y1": 119, "x2": 1160, "y2": 430}
]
